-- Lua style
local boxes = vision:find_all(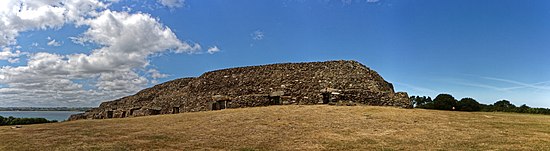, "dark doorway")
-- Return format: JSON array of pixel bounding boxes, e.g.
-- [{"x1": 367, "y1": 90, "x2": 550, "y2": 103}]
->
[
  {"x1": 212, "y1": 100, "x2": 229, "y2": 110},
  {"x1": 212, "y1": 102, "x2": 221, "y2": 110},
  {"x1": 106, "y1": 111, "x2": 113, "y2": 118},
  {"x1": 322, "y1": 93, "x2": 331, "y2": 104},
  {"x1": 172, "y1": 107, "x2": 180, "y2": 114},
  {"x1": 150, "y1": 109, "x2": 161, "y2": 115},
  {"x1": 129, "y1": 108, "x2": 137, "y2": 116},
  {"x1": 219, "y1": 101, "x2": 226, "y2": 109},
  {"x1": 270, "y1": 96, "x2": 281, "y2": 105},
  {"x1": 121, "y1": 111, "x2": 126, "y2": 118}
]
